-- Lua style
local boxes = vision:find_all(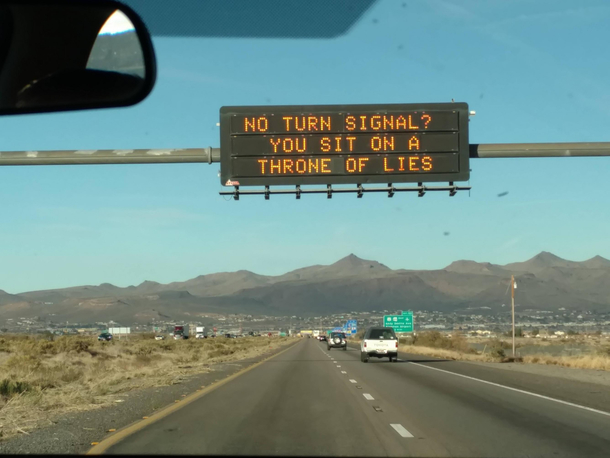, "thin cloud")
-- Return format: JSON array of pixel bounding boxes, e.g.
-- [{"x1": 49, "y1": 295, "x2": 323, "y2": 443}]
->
[{"x1": 497, "y1": 236, "x2": 524, "y2": 252}]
